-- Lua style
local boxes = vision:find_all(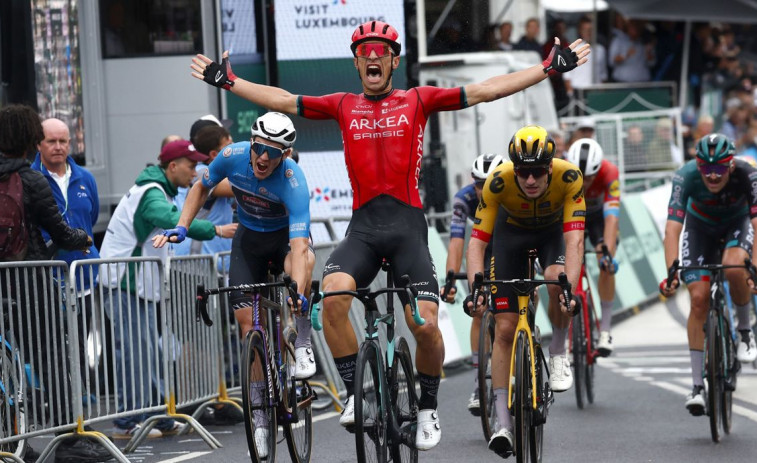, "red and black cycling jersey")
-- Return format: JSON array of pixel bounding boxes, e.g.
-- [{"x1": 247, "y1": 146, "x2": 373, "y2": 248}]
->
[{"x1": 297, "y1": 87, "x2": 467, "y2": 210}]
